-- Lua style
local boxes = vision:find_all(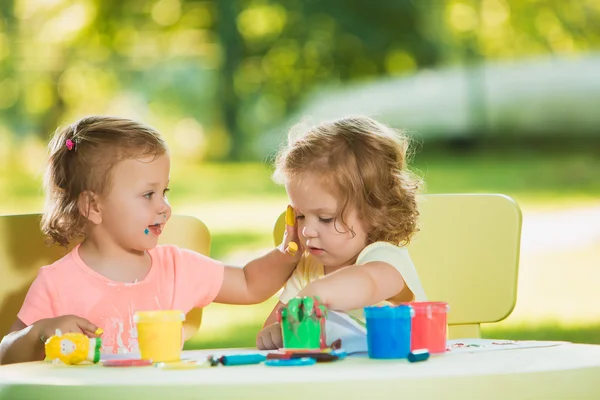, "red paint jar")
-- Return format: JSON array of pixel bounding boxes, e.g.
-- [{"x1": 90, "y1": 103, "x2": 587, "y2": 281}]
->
[{"x1": 402, "y1": 301, "x2": 449, "y2": 354}]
